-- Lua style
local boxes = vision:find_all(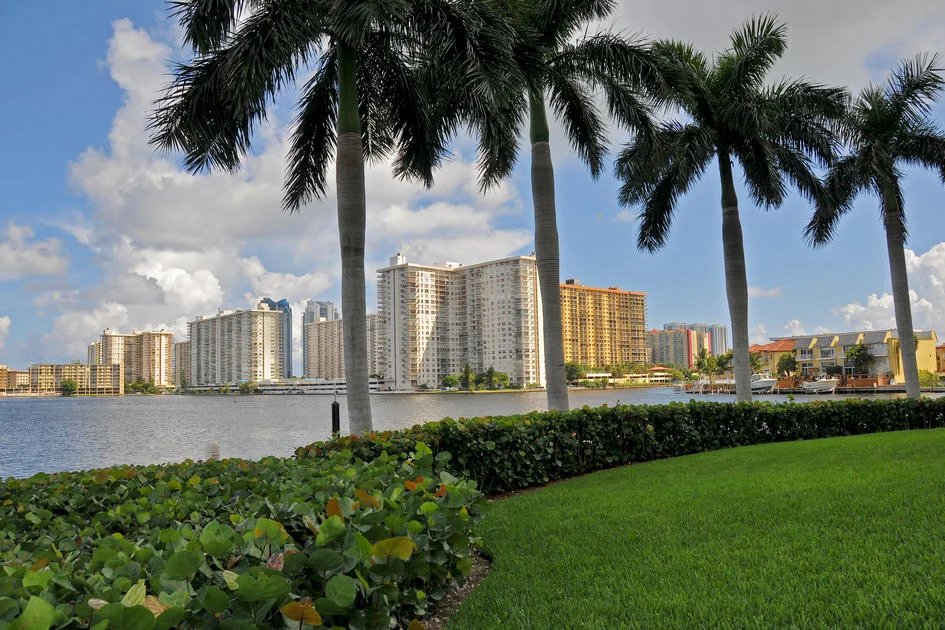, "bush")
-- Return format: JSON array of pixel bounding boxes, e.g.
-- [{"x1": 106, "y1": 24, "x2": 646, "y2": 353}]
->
[
  {"x1": 0, "y1": 446, "x2": 482, "y2": 629},
  {"x1": 297, "y1": 397, "x2": 945, "y2": 495}
]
